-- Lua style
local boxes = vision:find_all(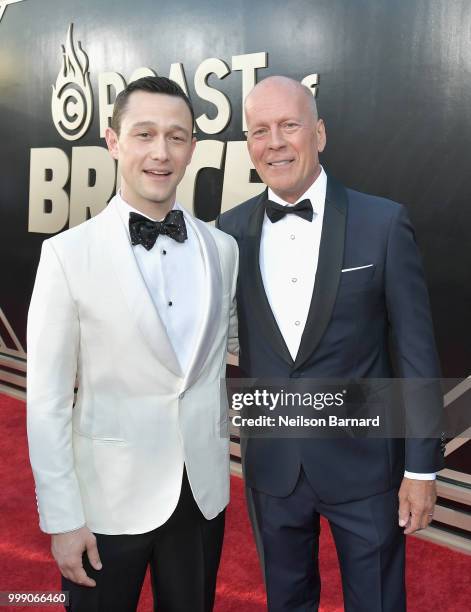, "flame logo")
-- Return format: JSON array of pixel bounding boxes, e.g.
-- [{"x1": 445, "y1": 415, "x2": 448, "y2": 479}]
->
[
  {"x1": 0, "y1": 1, "x2": 26, "y2": 26},
  {"x1": 51, "y1": 23, "x2": 93, "y2": 141}
]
